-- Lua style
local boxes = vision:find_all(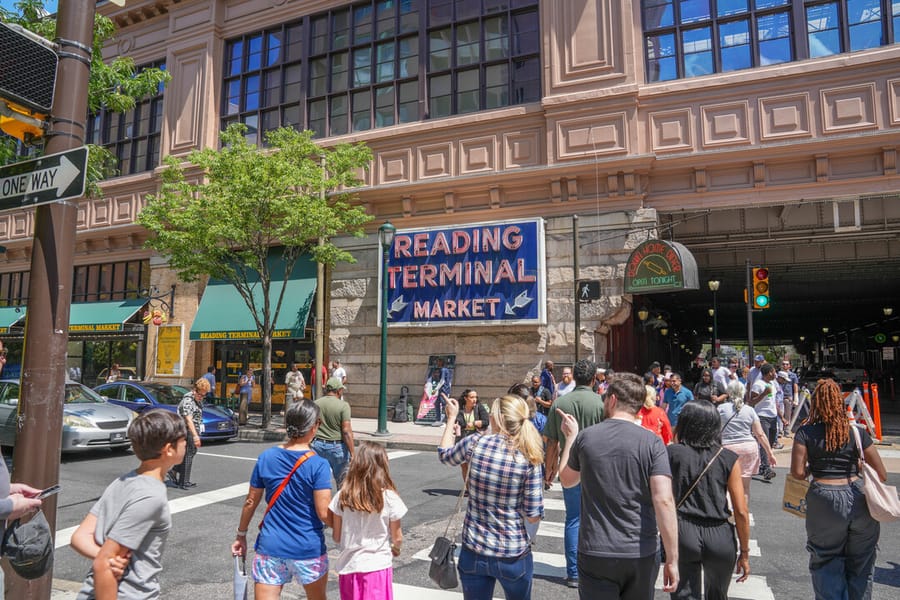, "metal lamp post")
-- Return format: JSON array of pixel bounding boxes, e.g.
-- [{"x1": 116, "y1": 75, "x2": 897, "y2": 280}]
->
[
  {"x1": 708, "y1": 280, "x2": 720, "y2": 354},
  {"x1": 376, "y1": 221, "x2": 396, "y2": 436}
]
